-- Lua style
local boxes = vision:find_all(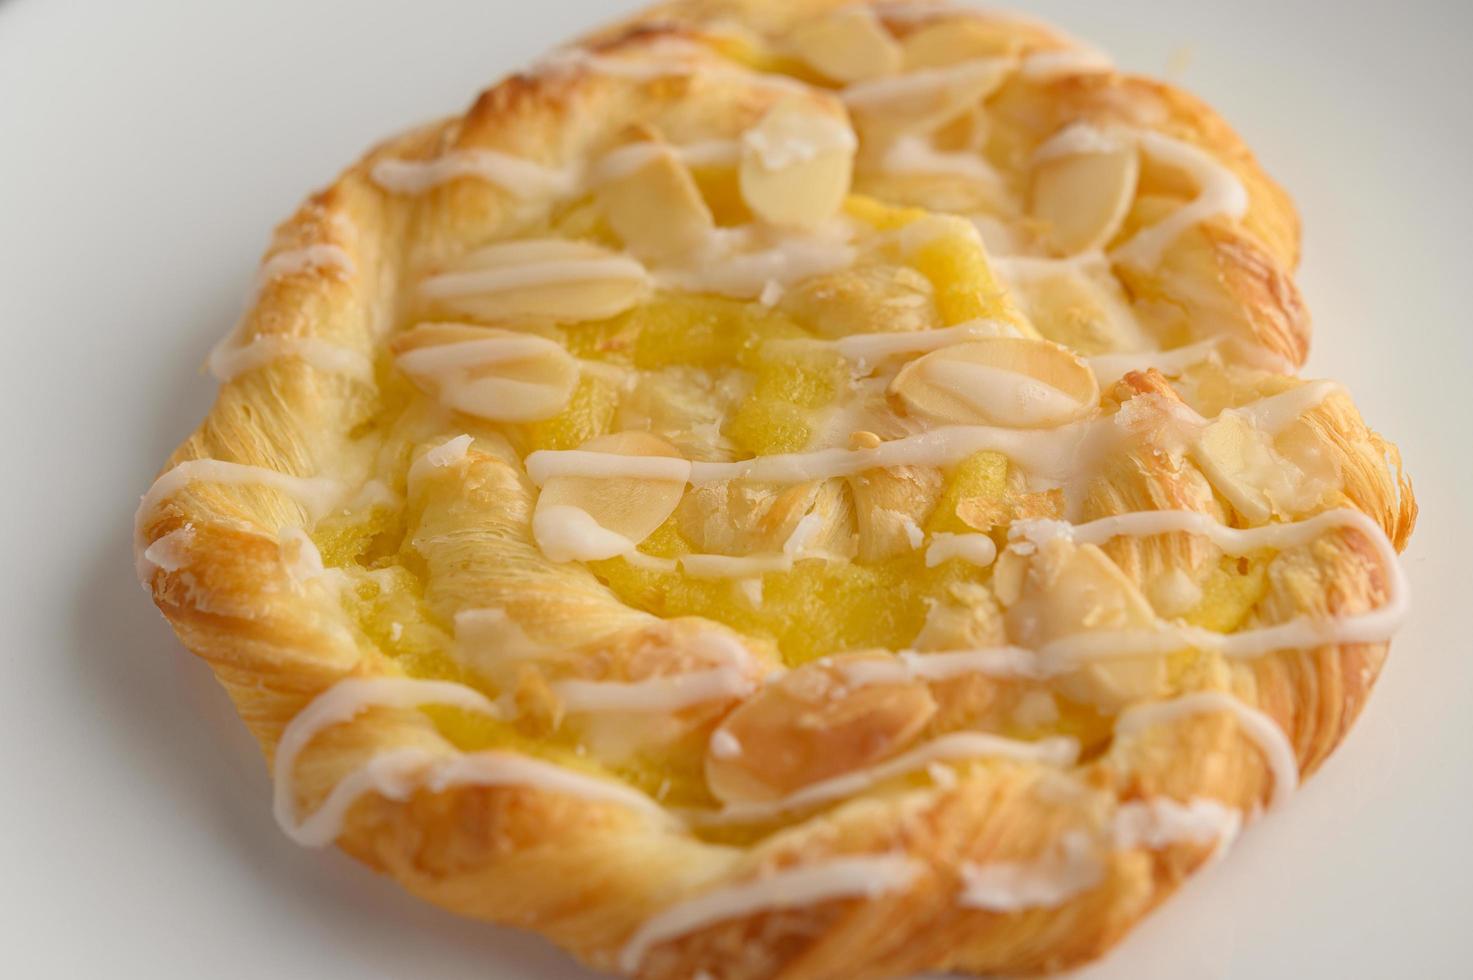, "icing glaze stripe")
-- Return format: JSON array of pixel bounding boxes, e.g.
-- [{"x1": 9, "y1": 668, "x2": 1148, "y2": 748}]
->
[
  {"x1": 209, "y1": 336, "x2": 376, "y2": 384},
  {"x1": 1110, "y1": 130, "x2": 1250, "y2": 268},
  {"x1": 553, "y1": 667, "x2": 757, "y2": 714},
  {"x1": 134, "y1": 460, "x2": 344, "y2": 580},
  {"x1": 618, "y1": 855, "x2": 923, "y2": 972},
  {"x1": 1115, "y1": 691, "x2": 1298, "y2": 808},
  {"x1": 274, "y1": 677, "x2": 672, "y2": 845},
  {"x1": 370, "y1": 149, "x2": 580, "y2": 198},
  {"x1": 686, "y1": 731, "x2": 1078, "y2": 826}
]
